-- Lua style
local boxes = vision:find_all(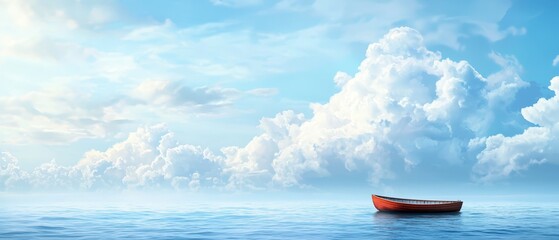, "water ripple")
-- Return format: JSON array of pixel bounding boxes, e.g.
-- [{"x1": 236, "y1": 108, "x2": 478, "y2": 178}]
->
[{"x1": 1, "y1": 203, "x2": 558, "y2": 239}]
